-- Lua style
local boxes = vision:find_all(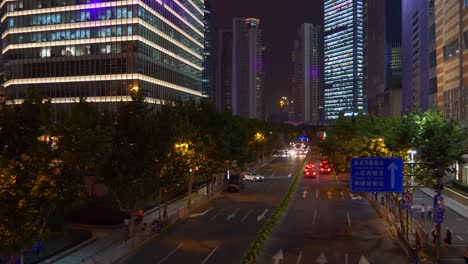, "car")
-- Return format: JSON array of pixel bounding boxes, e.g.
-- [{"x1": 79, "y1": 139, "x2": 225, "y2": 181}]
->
[
  {"x1": 304, "y1": 168, "x2": 317, "y2": 177},
  {"x1": 243, "y1": 171, "x2": 265, "y2": 181},
  {"x1": 305, "y1": 162, "x2": 315, "y2": 169},
  {"x1": 319, "y1": 165, "x2": 332, "y2": 174}
]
